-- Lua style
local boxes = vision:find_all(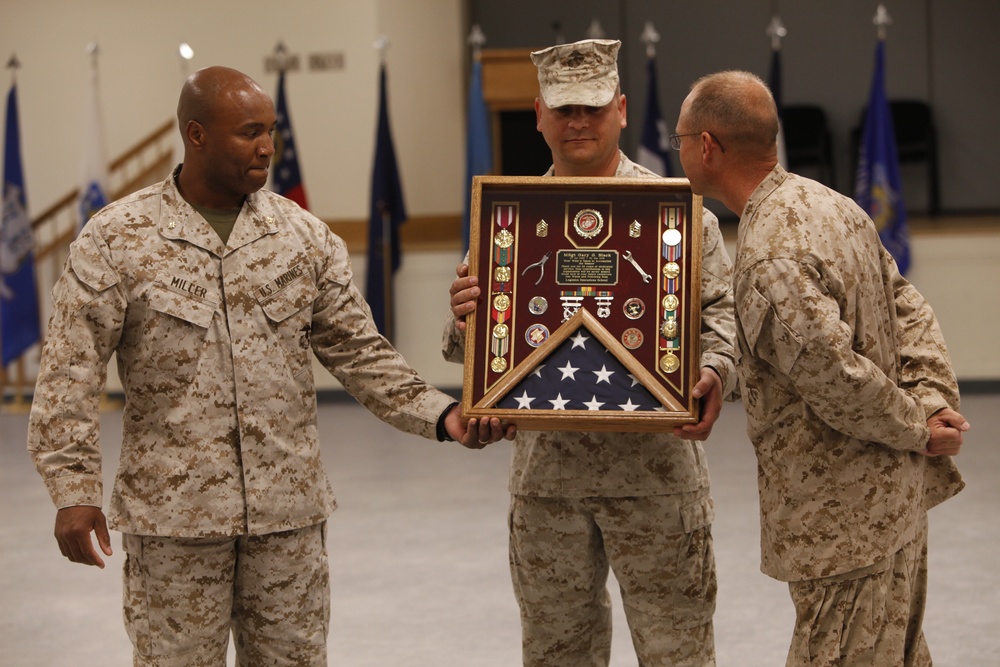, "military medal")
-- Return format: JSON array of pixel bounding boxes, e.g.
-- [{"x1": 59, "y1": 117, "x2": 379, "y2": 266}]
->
[
  {"x1": 659, "y1": 352, "x2": 680, "y2": 373},
  {"x1": 573, "y1": 209, "x2": 603, "y2": 239},
  {"x1": 621, "y1": 327, "x2": 643, "y2": 349},
  {"x1": 528, "y1": 296, "x2": 548, "y2": 315},
  {"x1": 623, "y1": 298, "x2": 645, "y2": 320},
  {"x1": 491, "y1": 356, "x2": 508, "y2": 373},
  {"x1": 594, "y1": 291, "x2": 614, "y2": 318},
  {"x1": 525, "y1": 323, "x2": 549, "y2": 347},
  {"x1": 662, "y1": 294, "x2": 679, "y2": 311},
  {"x1": 661, "y1": 316, "x2": 678, "y2": 339},
  {"x1": 493, "y1": 293, "x2": 511, "y2": 312}
]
